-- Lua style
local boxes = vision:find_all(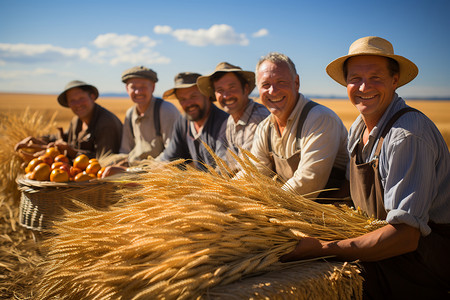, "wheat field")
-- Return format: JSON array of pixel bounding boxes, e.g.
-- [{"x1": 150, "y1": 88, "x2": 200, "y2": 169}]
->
[{"x1": 0, "y1": 93, "x2": 449, "y2": 148}]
